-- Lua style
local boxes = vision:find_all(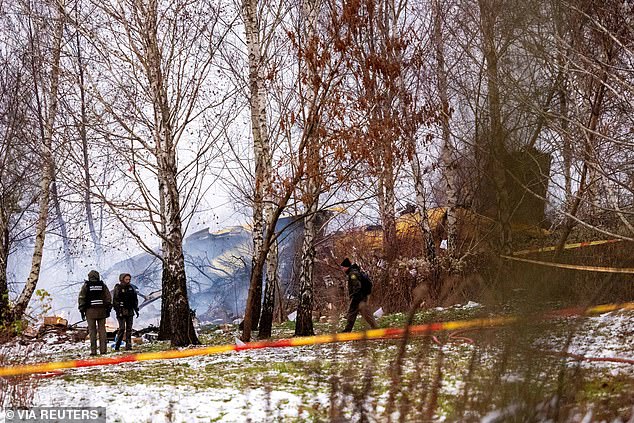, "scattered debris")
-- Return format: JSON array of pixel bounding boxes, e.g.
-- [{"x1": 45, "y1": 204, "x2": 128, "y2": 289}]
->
[
  {"x1": 43, "y1": 316, "x2": 68, "y2": 327},
  {"x1": 141, "y1": 333, "x2": 159, "y2": 343}
]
